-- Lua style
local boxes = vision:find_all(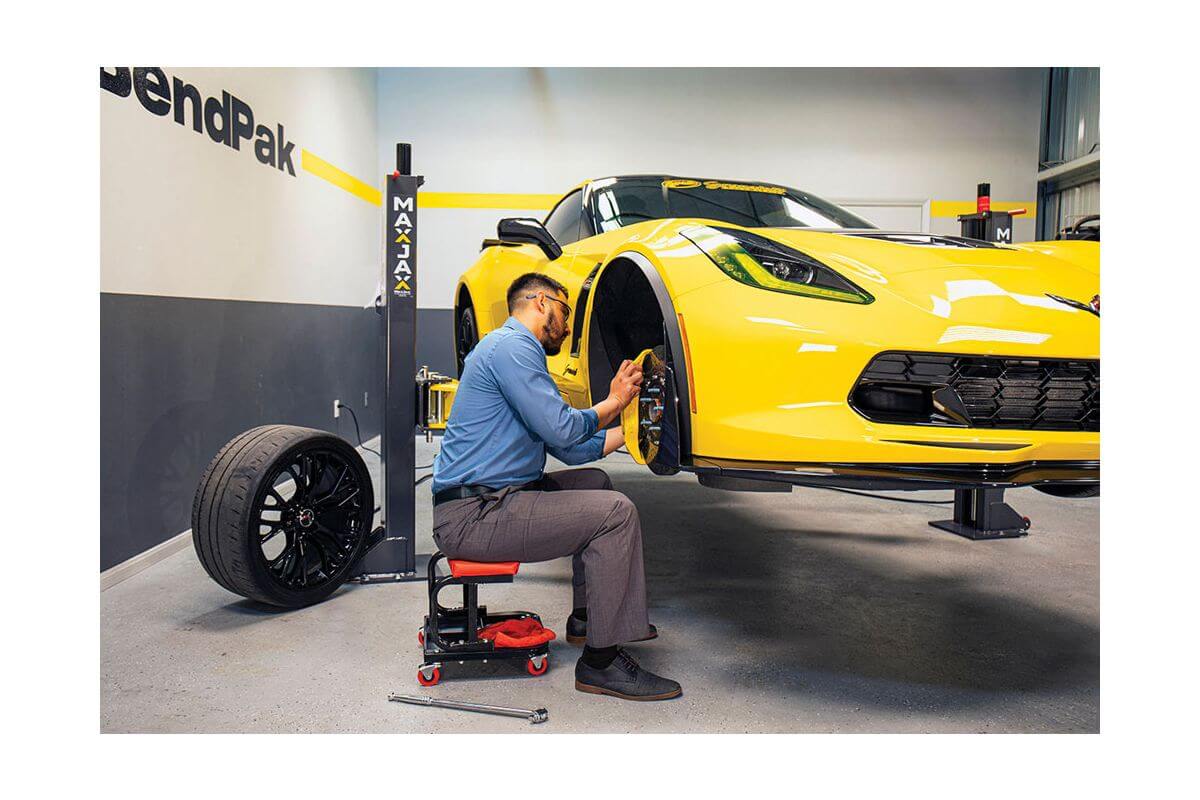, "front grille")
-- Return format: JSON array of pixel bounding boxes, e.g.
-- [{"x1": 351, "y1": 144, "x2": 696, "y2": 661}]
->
[{"x1": 852, "y1": 352, "x2": 1099, "y2": 432}]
